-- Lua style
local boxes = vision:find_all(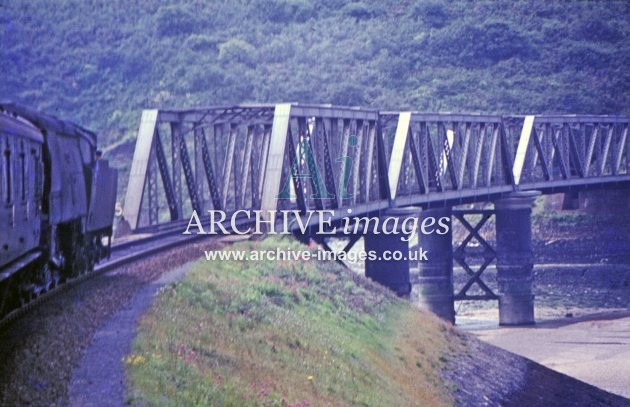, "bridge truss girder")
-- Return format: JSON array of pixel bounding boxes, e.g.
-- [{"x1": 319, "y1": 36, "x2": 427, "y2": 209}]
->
[
  {"x1": 123, "y1": 104, "x2": 630, "y2": 232},
  {"x1": 506, "y1": 115, "x2": 630, "y2": 191},
  {"x1": 123, "y1": 104, "x2": 391, "y2": 230}
]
